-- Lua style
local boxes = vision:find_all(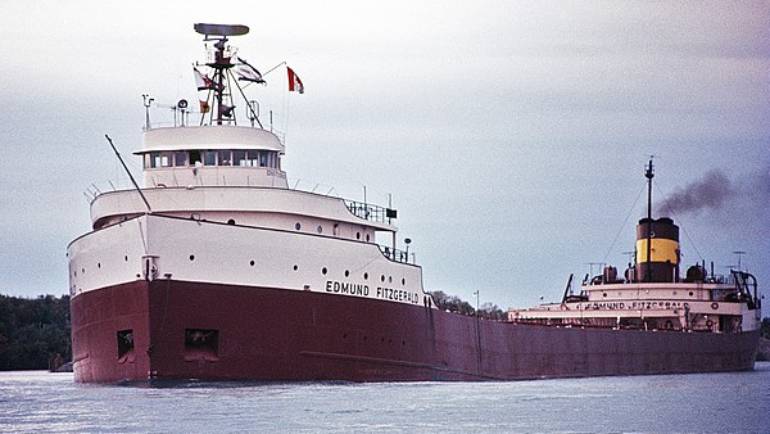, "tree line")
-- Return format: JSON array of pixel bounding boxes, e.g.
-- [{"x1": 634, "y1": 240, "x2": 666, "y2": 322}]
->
[
  {"x1": 428, "y1": 290, "x2": 507, "y2": 320},
  {"x1": 0, "y1": 294, "x2": 71, "y2": 371}
]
